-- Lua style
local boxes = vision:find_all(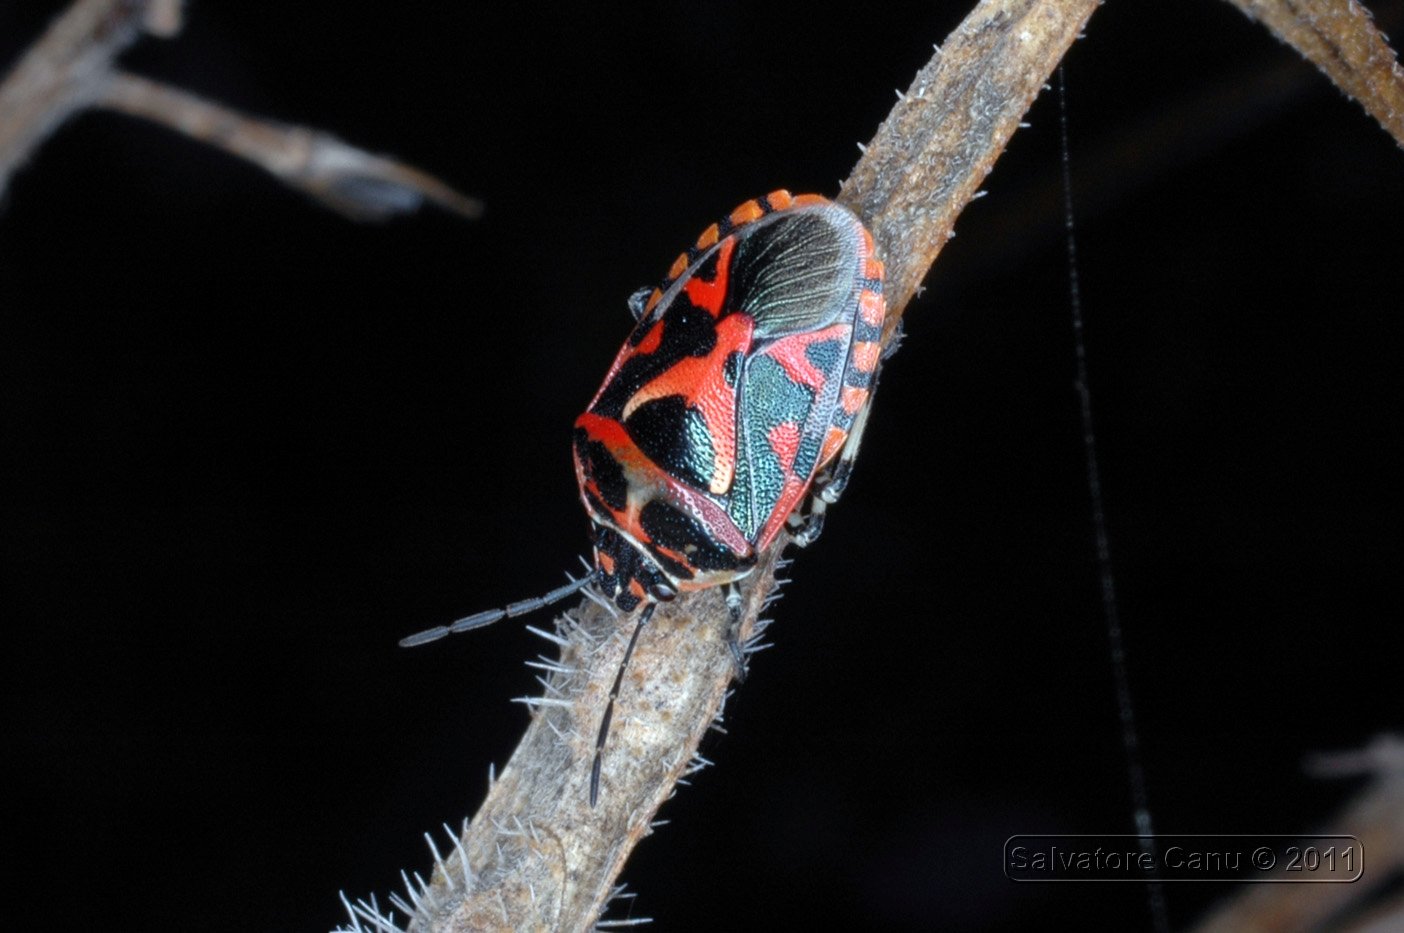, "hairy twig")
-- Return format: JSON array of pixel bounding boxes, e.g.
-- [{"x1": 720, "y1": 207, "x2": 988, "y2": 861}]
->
[
  {"x1": 0, "y1": 0, "x2": 479, "y2": 219},
  {"x1": 386, "y1": 2, "x2": 1102, "y2": 931},
  {"x1": 1226, "y1": 0, "x2": 1404, "y2": 147}
]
